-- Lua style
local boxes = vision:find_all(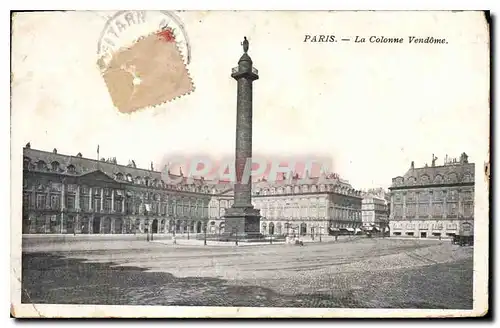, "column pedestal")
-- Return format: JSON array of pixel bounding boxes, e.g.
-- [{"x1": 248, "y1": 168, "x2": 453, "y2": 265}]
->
[{"x1": 223, "y1": 206, "x2": 261, "y2": 240}]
